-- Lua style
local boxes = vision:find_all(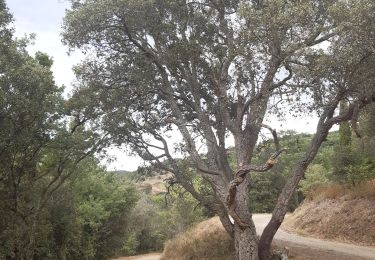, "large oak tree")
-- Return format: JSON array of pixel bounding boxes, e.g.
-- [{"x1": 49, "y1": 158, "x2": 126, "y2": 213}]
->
[{"x1": 63, "y1": 0, "x2": 375, "y2": 259}]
